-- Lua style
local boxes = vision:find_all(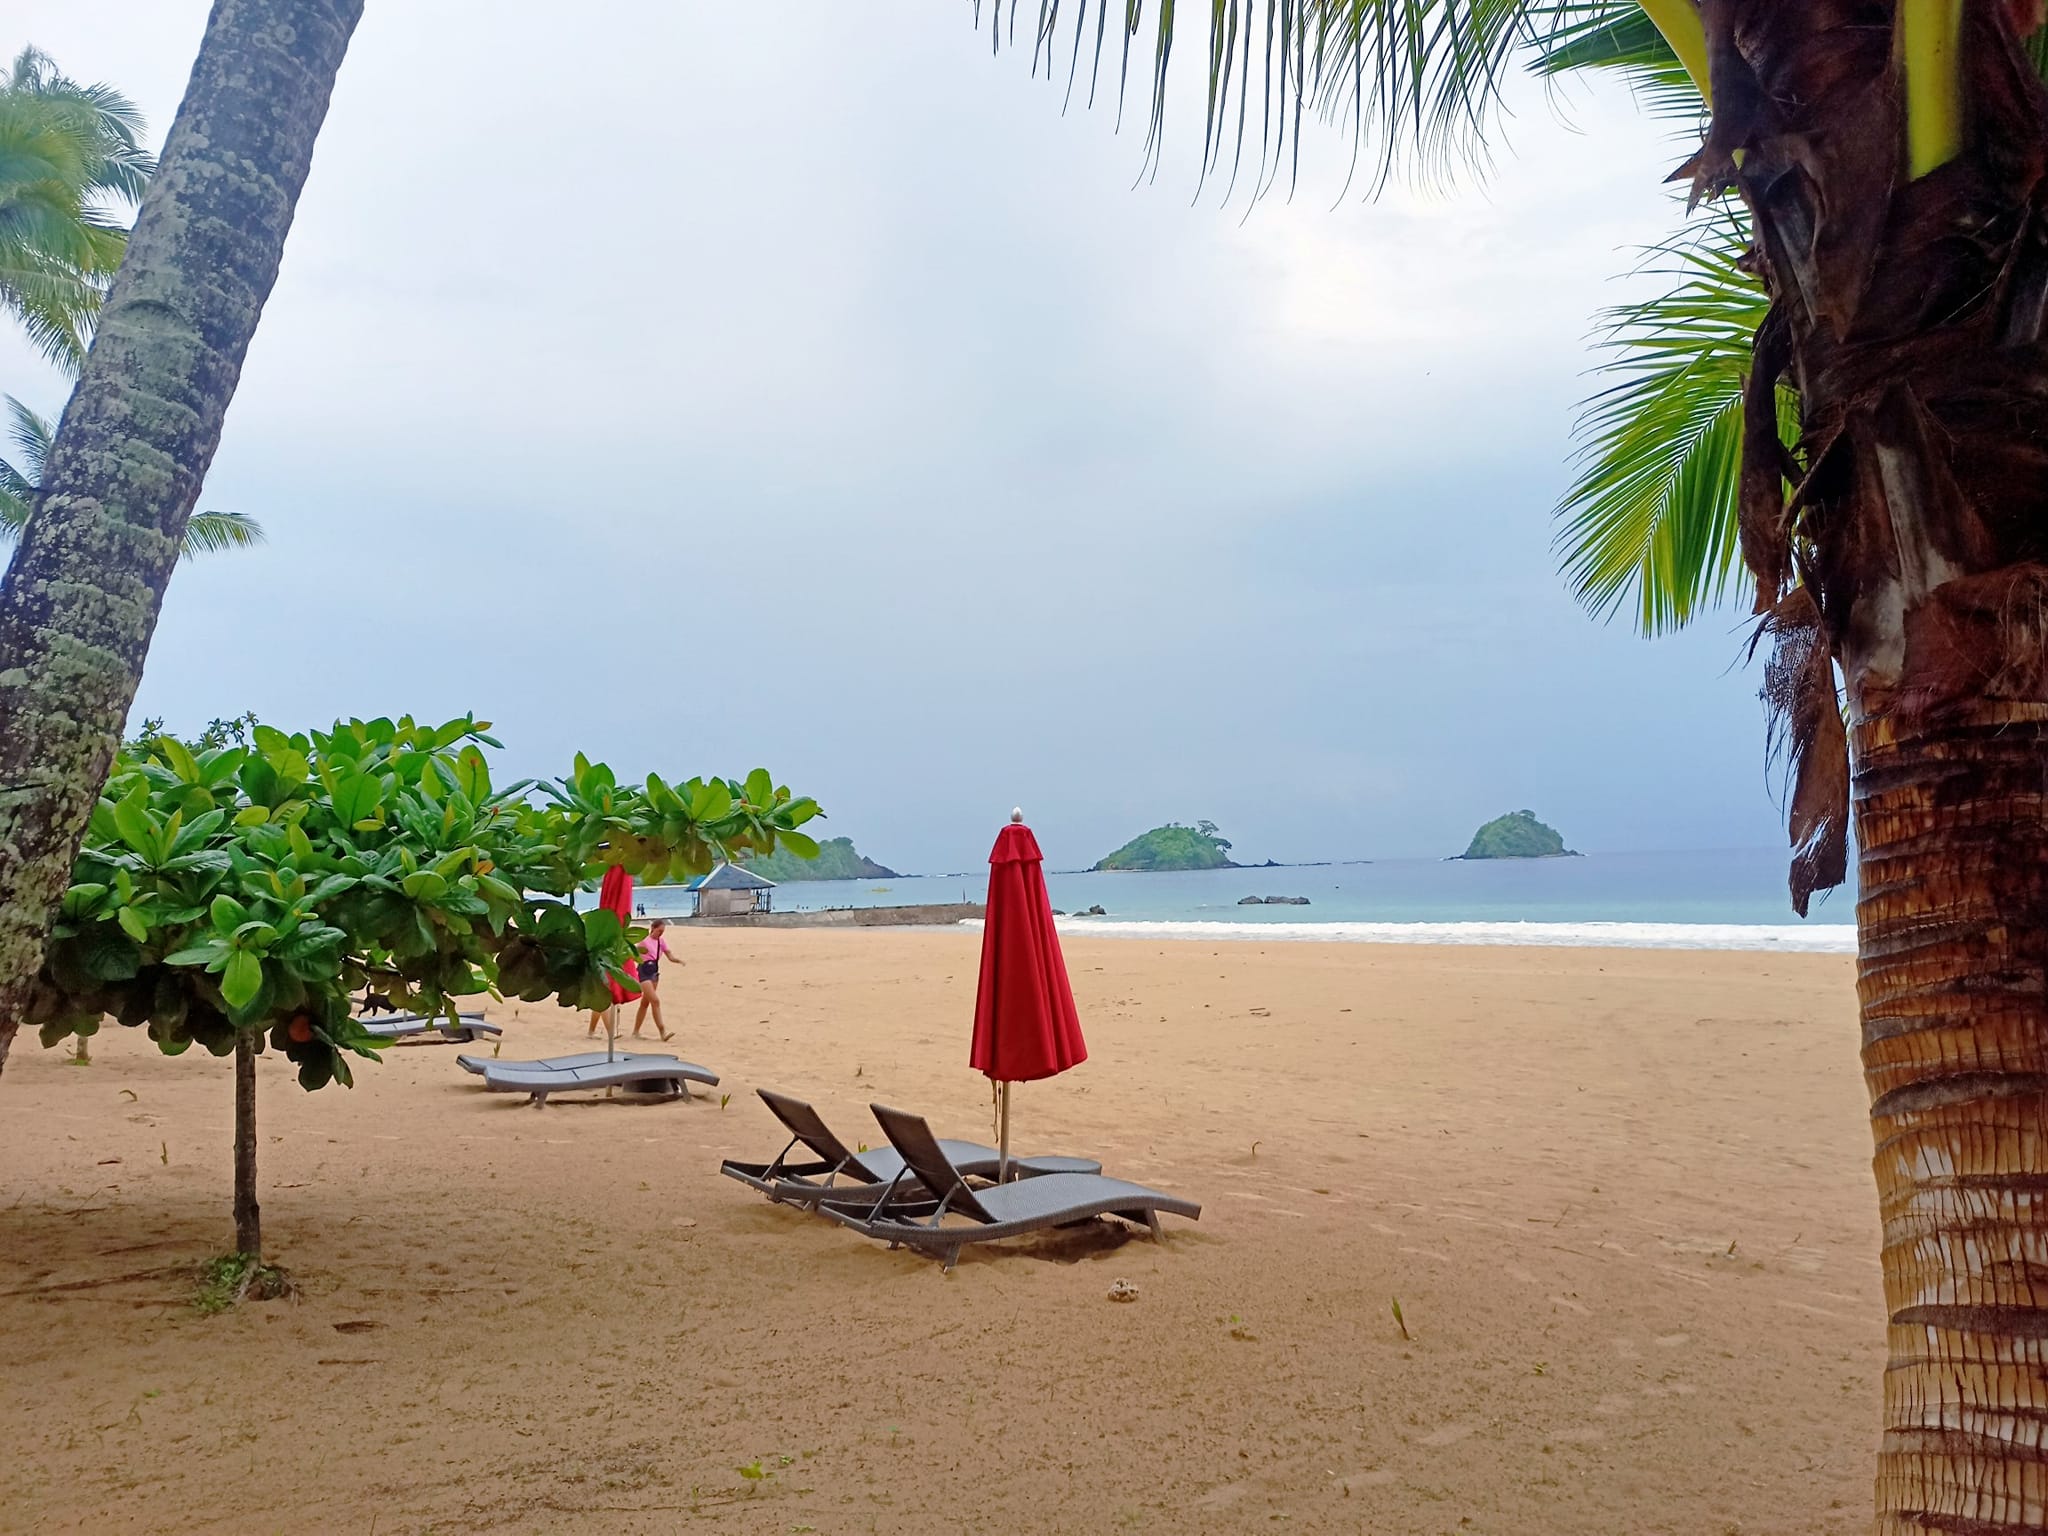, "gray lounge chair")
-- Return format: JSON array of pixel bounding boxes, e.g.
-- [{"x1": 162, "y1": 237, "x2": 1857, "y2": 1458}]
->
[
  {"x1": 819, "y1": 1103, "x2": 1200, "y2": 1270},
  {"x1": 456, "y1": 1049, "x2": 677, "y2": 1076},
  {"x1": 360, "y1": 1012, "x2": 500, "y2": 1043},
  {"x1": 479, "y1": 1056, "x2": 718, "y2": 1105},
  {"x1": 719, "y1": 1088, "x2": 1012, "y2": 1208}
]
